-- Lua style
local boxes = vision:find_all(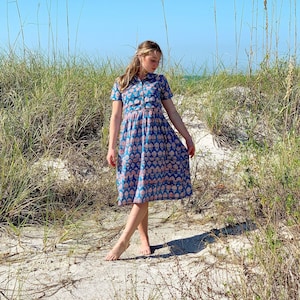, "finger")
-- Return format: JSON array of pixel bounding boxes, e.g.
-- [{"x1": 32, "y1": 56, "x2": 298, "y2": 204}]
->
[
  {"x1": 188, "y1": 146, "x2": 195, "y2": 158},
  {"x1": 110, "y1": 156, "x2": 116, "y2": 167},
  {"x1": 107, "y1": 155, "x2": 115, "y2": 167}
]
